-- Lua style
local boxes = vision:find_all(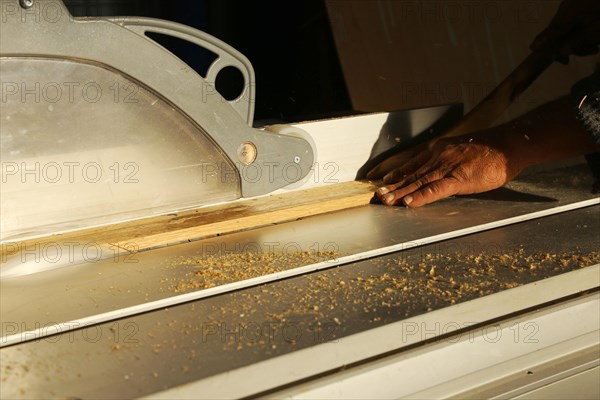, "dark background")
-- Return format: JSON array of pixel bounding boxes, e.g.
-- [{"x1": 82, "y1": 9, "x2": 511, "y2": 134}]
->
[{"x1": 63, "y1": 0, "x2": 352, "y2": 124}]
